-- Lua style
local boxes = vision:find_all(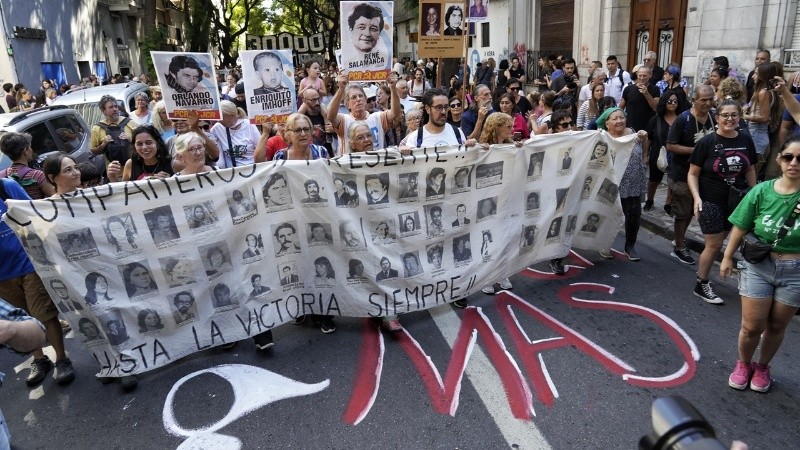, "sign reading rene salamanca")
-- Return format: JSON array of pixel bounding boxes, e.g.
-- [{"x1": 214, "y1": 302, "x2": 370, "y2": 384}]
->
[
  {"x1": 340, "y1": 1, "x2": 394, "y2": 82},
  {"x1": 4, "y1": 132, "x2": 635, "y2": 377},
  {"x1": 240, "y1": 49, "x2": 297, "y2": 125},
  {"x1": 151, "y1": 51, "x2": 222, "y2": 120}
]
